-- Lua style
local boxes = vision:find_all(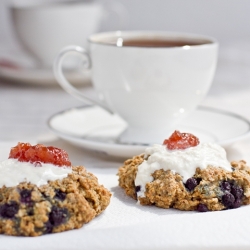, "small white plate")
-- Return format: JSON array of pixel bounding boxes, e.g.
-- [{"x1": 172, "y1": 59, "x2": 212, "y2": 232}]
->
[
  {"x1": 48, "y1": 105, "x2": 250, "y2": 158},
  {"x1": 0, "y1": 65, "x2": 91, "y2": 85}
]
